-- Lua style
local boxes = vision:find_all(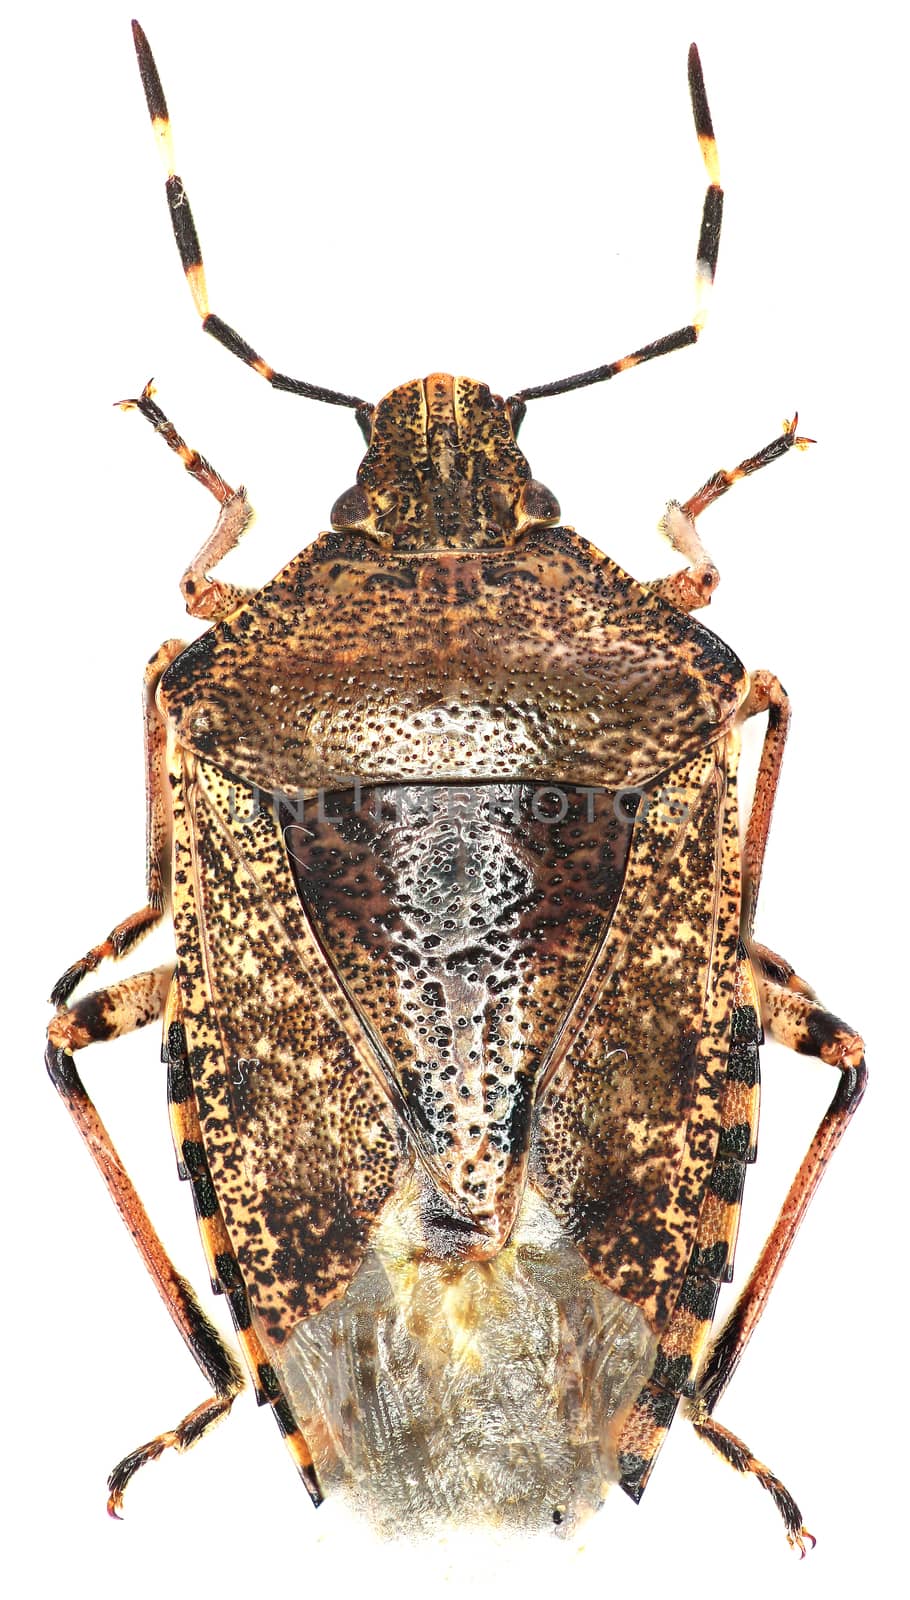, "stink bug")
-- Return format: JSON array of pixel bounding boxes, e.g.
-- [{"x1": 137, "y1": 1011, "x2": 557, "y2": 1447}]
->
[{"x1": 44, "y1": 16, "x2": 869, "y2": 1556}]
